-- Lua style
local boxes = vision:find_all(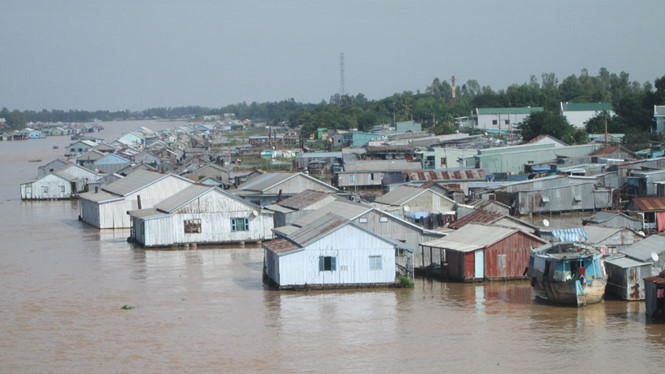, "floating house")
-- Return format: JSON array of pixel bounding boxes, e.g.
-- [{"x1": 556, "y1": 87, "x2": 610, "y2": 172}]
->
[
  {"x1": 37, "y1": 158, "x2": 71, "y2": 178},
  {"x1": 334, "y1": 160, "x2": 422, "y2": 190},
  {"x1": 93, "y1": 153, "x2": 132, "y2": 174},
  {"x1": 266, "y1": 189, "x2": 339, "y2": 227},
  {"x1": 78, "y1": 169, "x2": 194, "y2": 229},
  {"x1": 274, "y1": 199, "x2": 446, "y2": 266},
  {"x1": 231, "y1": 172, "x2": 338, "y2": 207},
  {"x1": 128, "y1": 185, "x2": 273, "y2": 247},
  {"x1": 582, "y1": 225, "x2": 644, "y2": 255},
  {"x1": 263, "y1": 213, "x2": 410, "y2": 289},
  {"x1": 605, "y1": 235, "x2": 665, "y2": 300},
  {"x1": 420, "y1": 223, "x2": 547, "y2": 281},
  {"x1": 582, "y1": 211, "x2": 642, "y2": 231},
  {"x1": 21, "y1": 172, "x2": 78, "y2": 200},
  {"x1": 626, "y1": 197, "x2": 665, "y2": 232},
  {"x1": 373, "y1": 185, "x2": 456, "y2": 226}
]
